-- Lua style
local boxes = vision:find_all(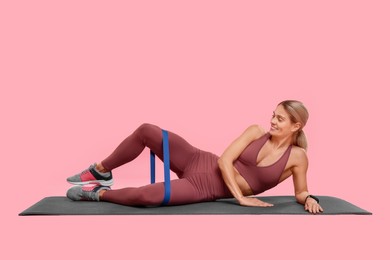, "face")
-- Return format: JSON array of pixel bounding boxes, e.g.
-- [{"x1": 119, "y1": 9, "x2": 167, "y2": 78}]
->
[{"x1": 269, "y1": 105, "x2": 301, "y2": 137}]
